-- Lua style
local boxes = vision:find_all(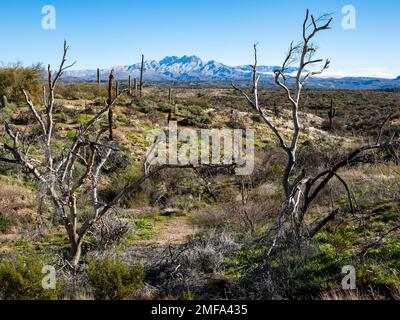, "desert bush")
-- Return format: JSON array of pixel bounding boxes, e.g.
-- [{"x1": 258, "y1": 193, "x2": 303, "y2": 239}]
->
[
  {"x1": 101, "y1": 150, "x2": 132, "y2": 174},
  {"x1": 251, "y1": 114, "x2": 263, "y2": 123},
  {"x1": 184, "y1": 97, "x2": 209, "y2": 108},
  {"x1": 132, "y1": 99, "x2": 156, "y2": 113},
  {"x1": 56, "y1": 83, "x2": 100, "y2": 100},
  {"x1": 0, "y1": 102, "x2": 18, "y2": 122},
  {"x1": 157, "y1": 102, "x2": 174, "y2": 113},
  {"x1": 0, "y1": 256, "x2": 62, "y2": 300},
  {"x1": 0, "y1": 63, "x2": 43, "y2": 104},
  {"x1": 178, "y1": 105, "x2": 214, "y2": 127},
  {"x1": 227, "y1": 116, "x2": 246, "y2": 130},
  {"x1": 91, "y1": 216, "x2": 131, "y2": 249},
  {"x1": 0, "y1": 182, "x2": 35, "y2": 230},
  {"x1": 87, "y1": 256, "x2": 144, "y2": 300},
  {"x1": 195, "y1": 198, "x2": 279, "y2": 234},
  {"x1": 99, "y1": 163, "x2": 149, "y2": 208},
  {"x1": 179, "y1": 231, "x2": 239, "y2": 273},
  {"x1": 321, "y1": 118, "x2": 344, "y2": 132}
]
